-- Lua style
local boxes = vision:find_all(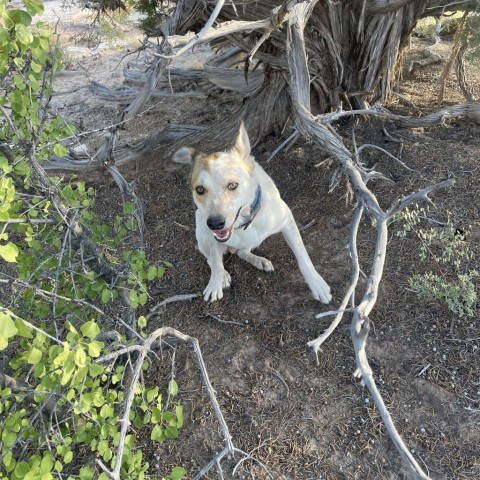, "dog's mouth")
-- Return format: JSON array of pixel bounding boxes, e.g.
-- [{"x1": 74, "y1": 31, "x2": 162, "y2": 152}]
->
[
  {"x1": 211, "y1": 206, "x2": 243, "y2": 243},
  {"x1": 212, "y1": 225, "x2": 234, "y2": 243}
]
